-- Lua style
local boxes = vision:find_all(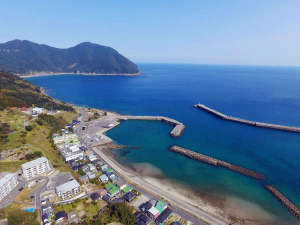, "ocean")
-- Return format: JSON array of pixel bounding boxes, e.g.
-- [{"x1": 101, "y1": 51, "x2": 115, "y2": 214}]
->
[{"x1": 26, "y1": 63, "x2": 300, "y2": 224}]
